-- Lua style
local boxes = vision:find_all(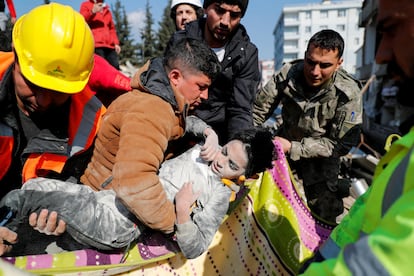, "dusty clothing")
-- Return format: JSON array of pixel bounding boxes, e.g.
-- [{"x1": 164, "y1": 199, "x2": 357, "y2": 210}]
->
[
  {"x1": 81, "y1": 58, "x2": 190, "y2": 234},
  {"x1": 253, "y1": 60, "x2": 363, "y2": 222},
  {"x1": 1, "y1": 144, "x2": 232, "y2": 258},
  {"x1": 2, "y1": 179, "x2": 138, "y2": 251},
  {"x1": 169, "y1": 18, "x2": 260, "y2": 143},
  {"x1": 159, "y1": 144, "x2": 232, "y2": 258}
]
